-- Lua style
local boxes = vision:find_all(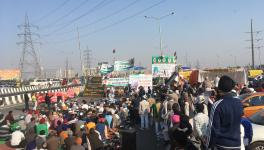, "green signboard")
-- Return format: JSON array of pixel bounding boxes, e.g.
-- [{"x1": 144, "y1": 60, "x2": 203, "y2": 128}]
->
[{"x1": 152, "y1": 56, "x2": 176, "y2": 64}]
